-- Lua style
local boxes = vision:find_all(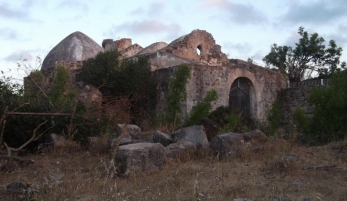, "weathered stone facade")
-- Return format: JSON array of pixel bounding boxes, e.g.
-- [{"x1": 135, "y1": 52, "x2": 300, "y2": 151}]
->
[
  {"x1": 143, "y1": 30, "x2": 287, "y2": 121},
  {"x1": 281, "y1": 79, "x2": 329, "y2": 124},
  {"x1": 37, "y1": 29, "x2": 288, "y2": 122}
]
